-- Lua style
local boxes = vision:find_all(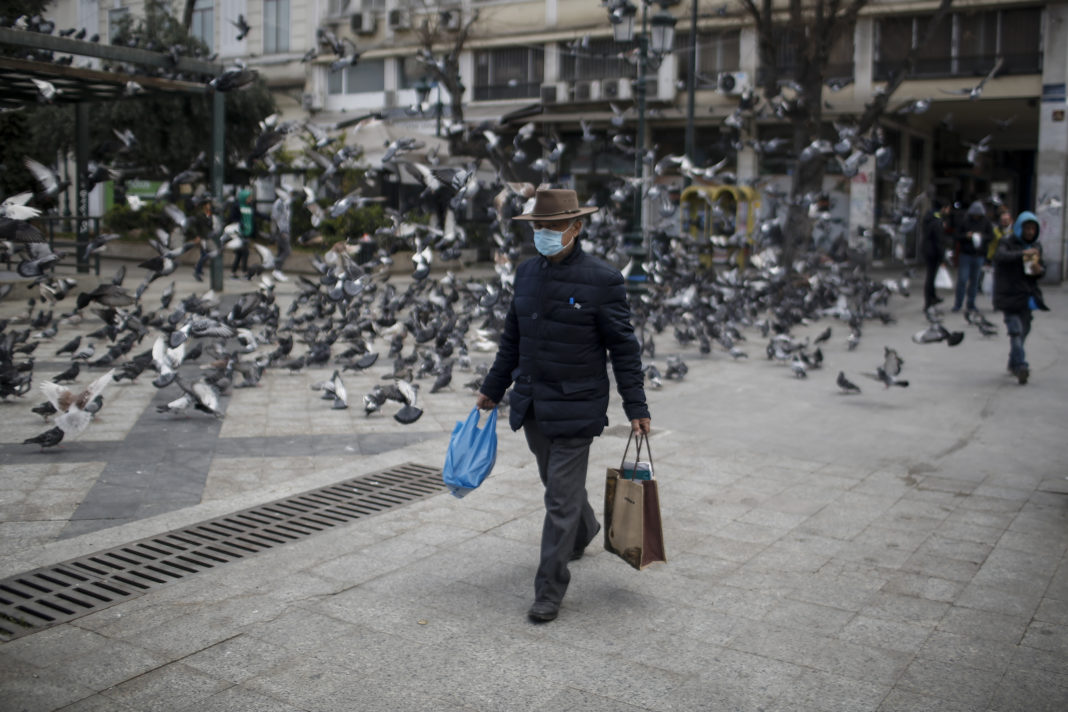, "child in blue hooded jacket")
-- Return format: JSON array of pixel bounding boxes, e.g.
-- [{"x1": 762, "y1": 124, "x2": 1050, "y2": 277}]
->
[{"x1": 992, "y1": 211, "x2": 1049, "y2": 384}]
